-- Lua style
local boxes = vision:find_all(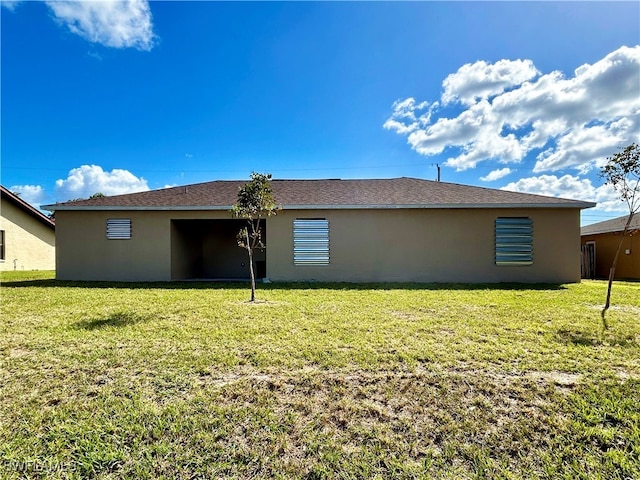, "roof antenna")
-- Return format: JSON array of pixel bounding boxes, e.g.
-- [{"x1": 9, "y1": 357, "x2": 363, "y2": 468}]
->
[{"x1": 434, "y1": 164, "x2": 441, "y2": 182}]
